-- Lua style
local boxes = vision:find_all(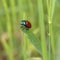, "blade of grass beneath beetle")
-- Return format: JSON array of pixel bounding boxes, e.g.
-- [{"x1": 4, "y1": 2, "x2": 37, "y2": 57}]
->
[{"x1": 22, "y1": 29, "x2": 42, "y2": 56}]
